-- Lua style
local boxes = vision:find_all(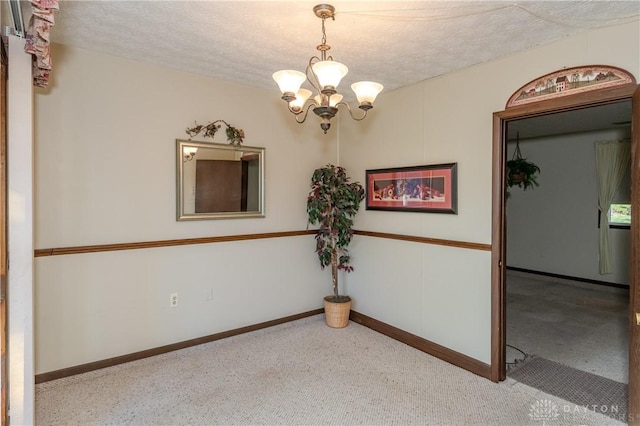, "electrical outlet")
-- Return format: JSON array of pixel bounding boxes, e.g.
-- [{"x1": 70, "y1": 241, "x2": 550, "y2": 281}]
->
[{"x1": 170, "y1": 293, "x2": 178, "y2": 307}]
